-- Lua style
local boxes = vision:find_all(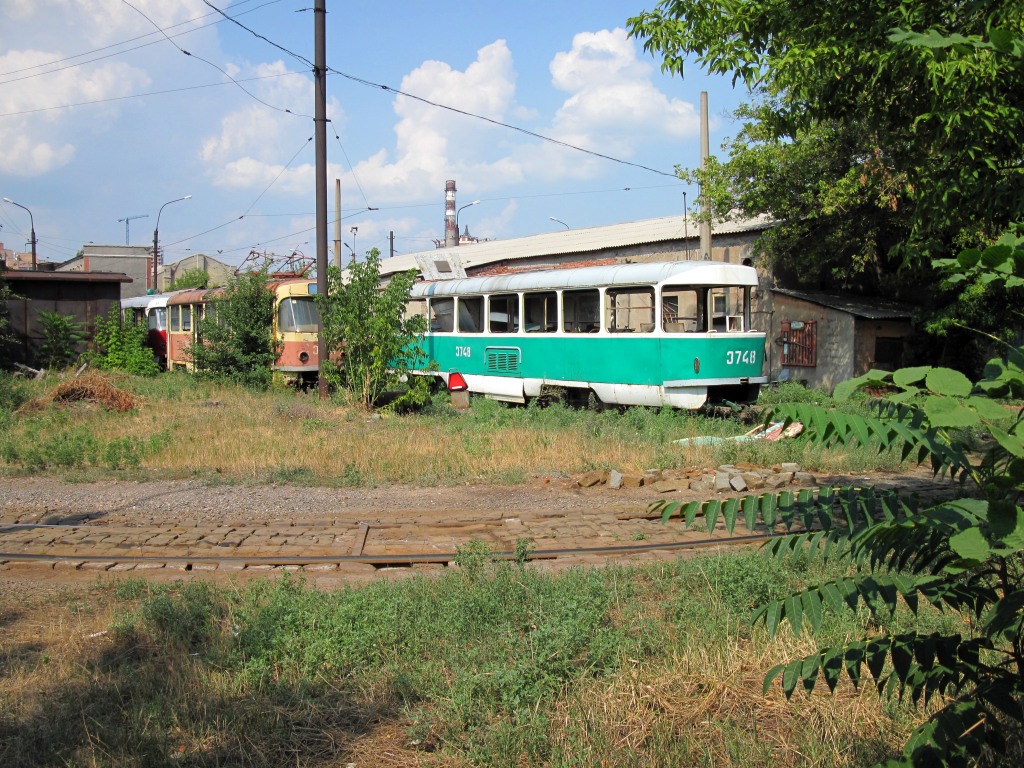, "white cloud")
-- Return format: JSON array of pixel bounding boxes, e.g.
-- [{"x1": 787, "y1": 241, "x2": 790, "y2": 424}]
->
[
  {"x1": 350, "y1": 40, "x2": 520, "y2": 202},
  {"x1": 548, "y1": 28, "x2": 699, "y2": 157},
  {"x1": 200, "y1": 61, "x2": 343, "y2": 195},
  {"x1": 0, "y1": 49, "x2": 150, "y2": 175}
]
